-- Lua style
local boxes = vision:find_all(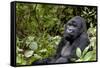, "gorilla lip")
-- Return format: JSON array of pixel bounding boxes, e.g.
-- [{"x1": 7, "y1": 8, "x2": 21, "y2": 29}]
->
[{"x1": 65, "y1": 34, "x2": 73, "y2": 40}]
